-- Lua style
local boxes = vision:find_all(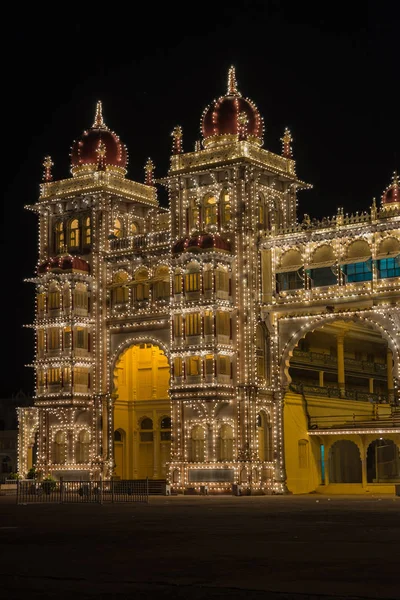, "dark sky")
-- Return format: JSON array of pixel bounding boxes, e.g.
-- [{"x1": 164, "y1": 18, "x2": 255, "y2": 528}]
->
[{"x1": 1, "y1": 2, "x2": 398, "y2": 397}]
